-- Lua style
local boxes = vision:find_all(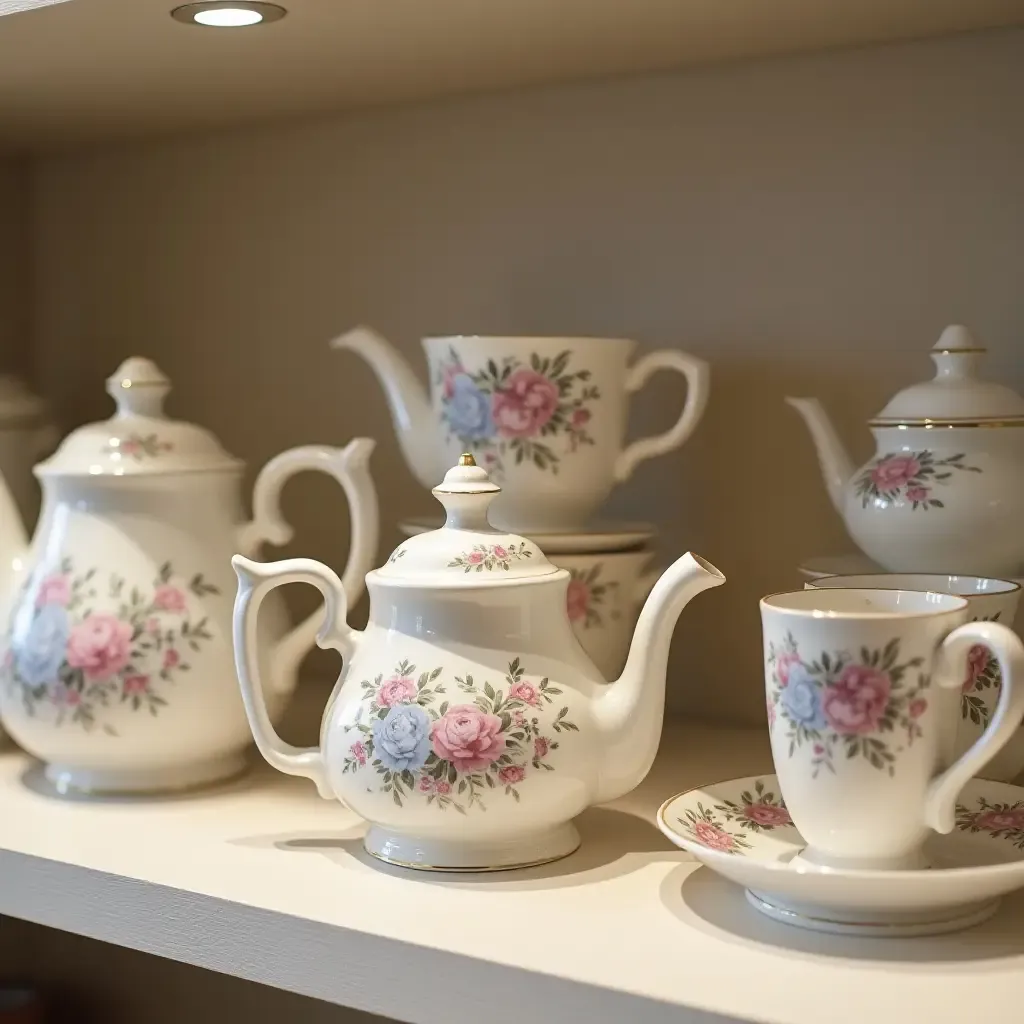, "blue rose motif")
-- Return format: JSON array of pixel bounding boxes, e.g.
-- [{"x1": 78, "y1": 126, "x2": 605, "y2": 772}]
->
[
  {"x1": 447, "y1": 374, "x2": 494, "y2": 441},
  {"x1": 372, "y1": 704, "x2": 432, "y2": 772},
  {"x1": 15, "y1": 604, "x2": 70, "y2": 686},
  {"x1": 780, "y1": 665, "x2": 826, "y2": 730}
]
